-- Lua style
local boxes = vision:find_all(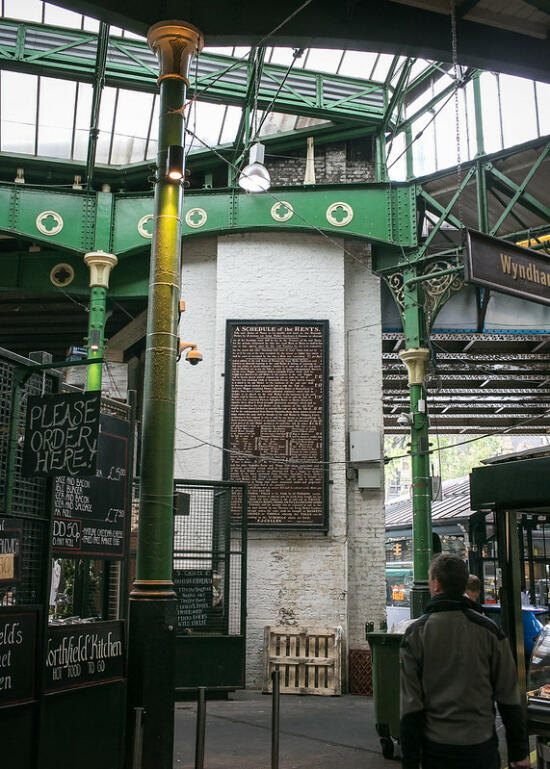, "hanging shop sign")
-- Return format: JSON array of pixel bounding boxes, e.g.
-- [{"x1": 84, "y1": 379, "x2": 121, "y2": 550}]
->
[
  {"x1": 45, "y1": 620, "x2": 125, "y2": 693},
  {"x1": 23, "y1": 391, "x2": 101, "y2": 477},
  {"x1": 465, "y1": 229, "x2": 550, "y2": 306},
  {"x1": 53, "y1": 413, "x2": 130, "y2": 559},
  {"x1": 224, "y1": 320, "x2": 329, "y2": 529},
  {"x1": 0, "y1": 611, "x2": 37, "y2": 706},
  {"x1": 0, "y1": 518, "x2": 23, "y2": 583}
]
